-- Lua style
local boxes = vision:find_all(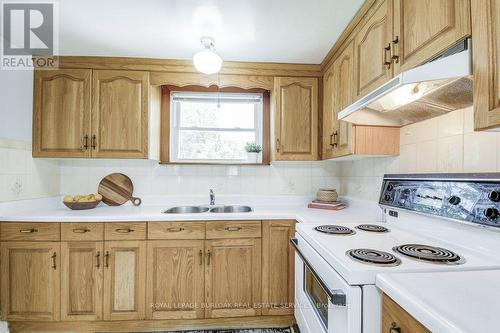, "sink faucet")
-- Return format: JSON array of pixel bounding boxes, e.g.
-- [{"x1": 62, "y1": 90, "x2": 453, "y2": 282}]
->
[{"x1": 209, "y1": 189, "x2": 215, "y2": 205}]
